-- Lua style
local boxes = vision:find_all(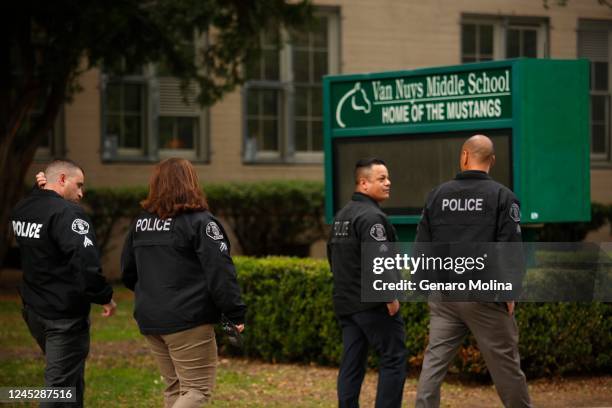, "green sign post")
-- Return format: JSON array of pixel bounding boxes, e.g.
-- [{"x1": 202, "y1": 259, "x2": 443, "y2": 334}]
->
[{"x1": 323, "y1": 59, "x2": 590, "y2": 239}]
